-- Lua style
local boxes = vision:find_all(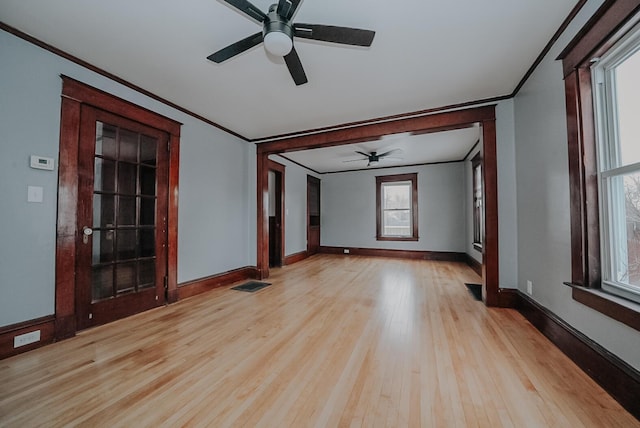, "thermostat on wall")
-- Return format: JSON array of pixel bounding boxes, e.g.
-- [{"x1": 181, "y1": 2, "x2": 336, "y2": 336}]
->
[{"x1": 30, "y1": 155, "x2": 55, "y2": 171}]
